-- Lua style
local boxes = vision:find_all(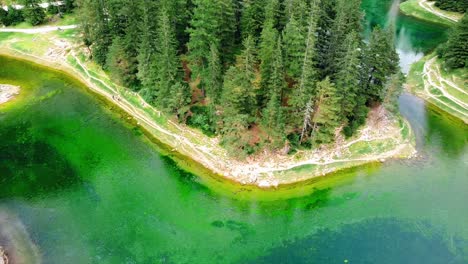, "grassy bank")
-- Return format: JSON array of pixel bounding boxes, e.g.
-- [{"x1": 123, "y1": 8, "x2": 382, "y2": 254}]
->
[
  {"x1": 0, "y1": 28, "x2": 417, "y2": 188},
  {"x1": 406, "y1": 54, "x2": 468, "y2": 123},
  {"x1": 400, "y1": 0, "x2": 462, "y2": 26}
]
